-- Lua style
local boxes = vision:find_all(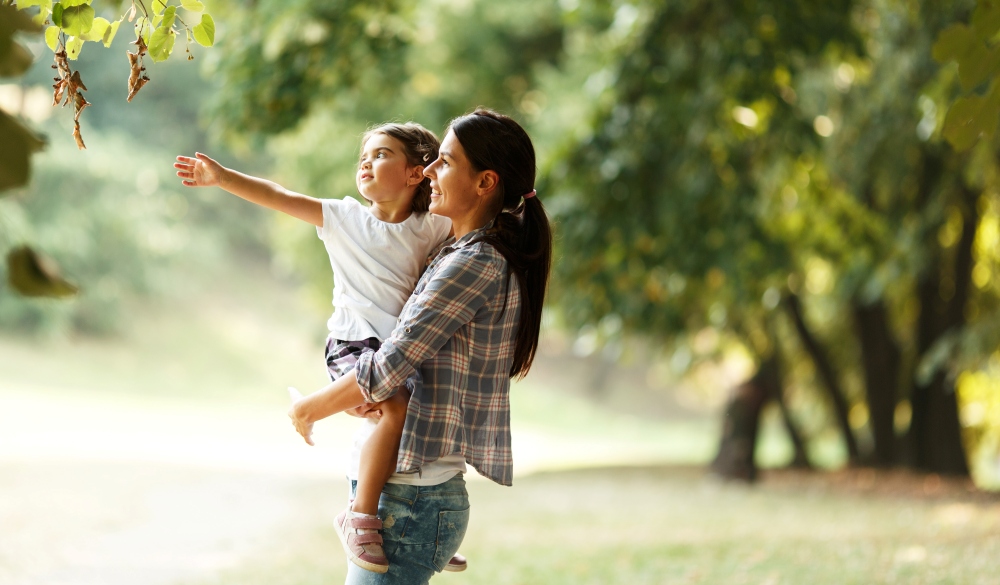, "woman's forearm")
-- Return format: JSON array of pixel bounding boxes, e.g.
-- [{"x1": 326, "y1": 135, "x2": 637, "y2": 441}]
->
[{"x1": 219, "y1": 168, "x2": 323, "y2": 227}]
